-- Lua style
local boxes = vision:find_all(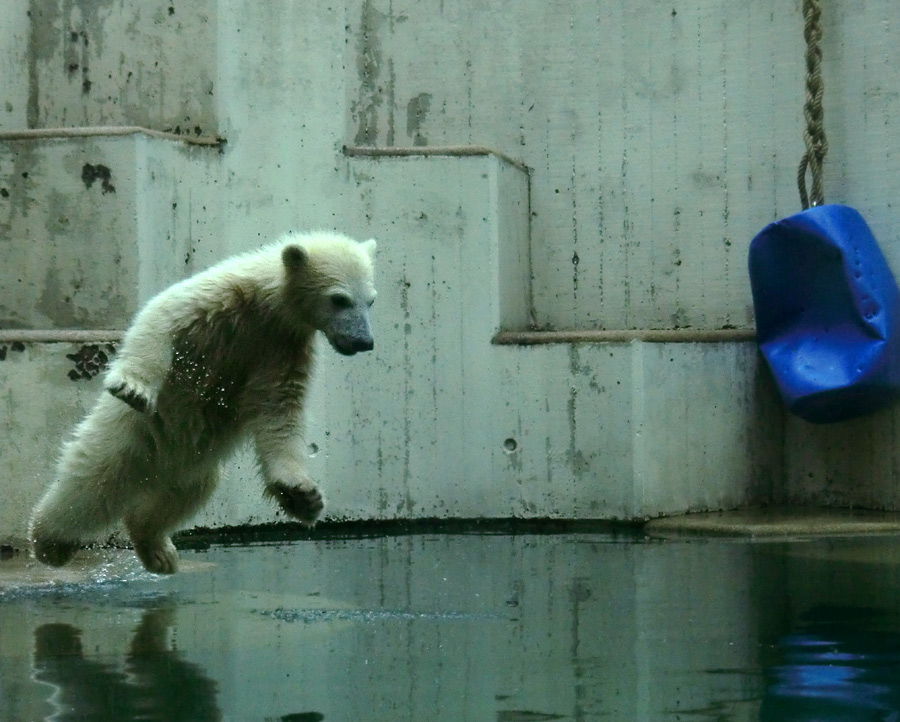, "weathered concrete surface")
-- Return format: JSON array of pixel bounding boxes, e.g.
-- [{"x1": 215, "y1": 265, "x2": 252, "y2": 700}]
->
[
  {"x1": 782, "y1": 410, "x2": 900, "y2": 510},
  {"x1": 0, "y1": 133, "x2": 221, "y2": 328},
  {"x1": 1, "y1": 0, "x2": 30, "y2": 130},
  {"x1": 2, "y1": 0, "x2": 900, "y2": 544},
  {"x1": 9, "y1": 0, "x2": 900, "y2": 333},
  {"x1": 14, "y1": 0, "x2": 217, "y2": 136},
  {"x1": 0, "y1": 136, "x2": 139, "y2": 328},
  {"x1": 341, "y1": 0, "x2": 900, "y2": 332}
]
